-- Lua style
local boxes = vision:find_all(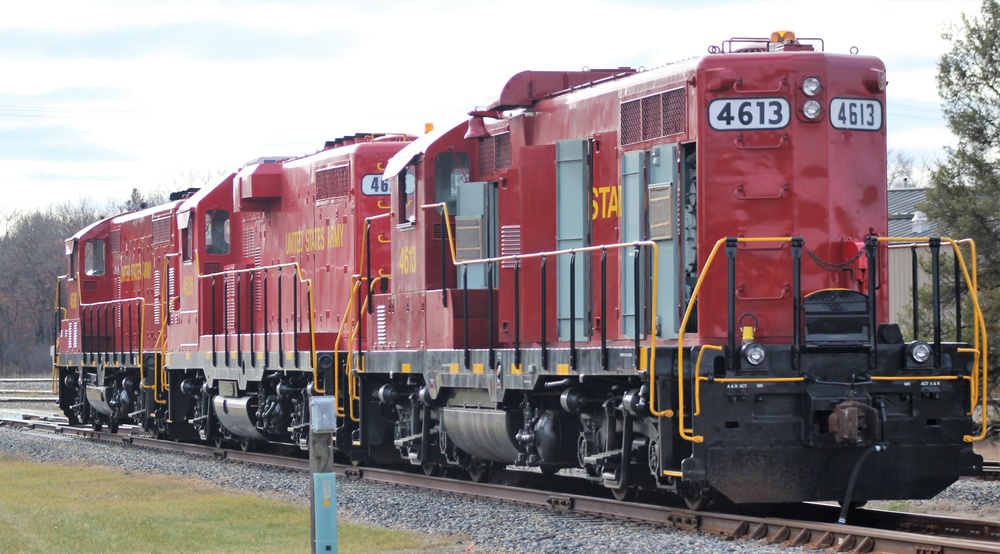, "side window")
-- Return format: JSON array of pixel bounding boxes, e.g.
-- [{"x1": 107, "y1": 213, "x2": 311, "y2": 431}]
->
[
  {"x1": 434, "y1": 151, "x2": 468, "y2": 215},
  {"x1": 84, "y1": 239, "x2": 105, "y2": 276},
  {"x1": 182, "y1": 218, "x2": 193, "y2": 262},
  {"x1": 66, "y1": 240, "x2": 77, "y2": 278},
  {"x1": 397, "y1": 167, "x2": 416, "y2": 225},
  {"x1": 205, "y1": 210, "x2": 231, "y2": 255}
]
